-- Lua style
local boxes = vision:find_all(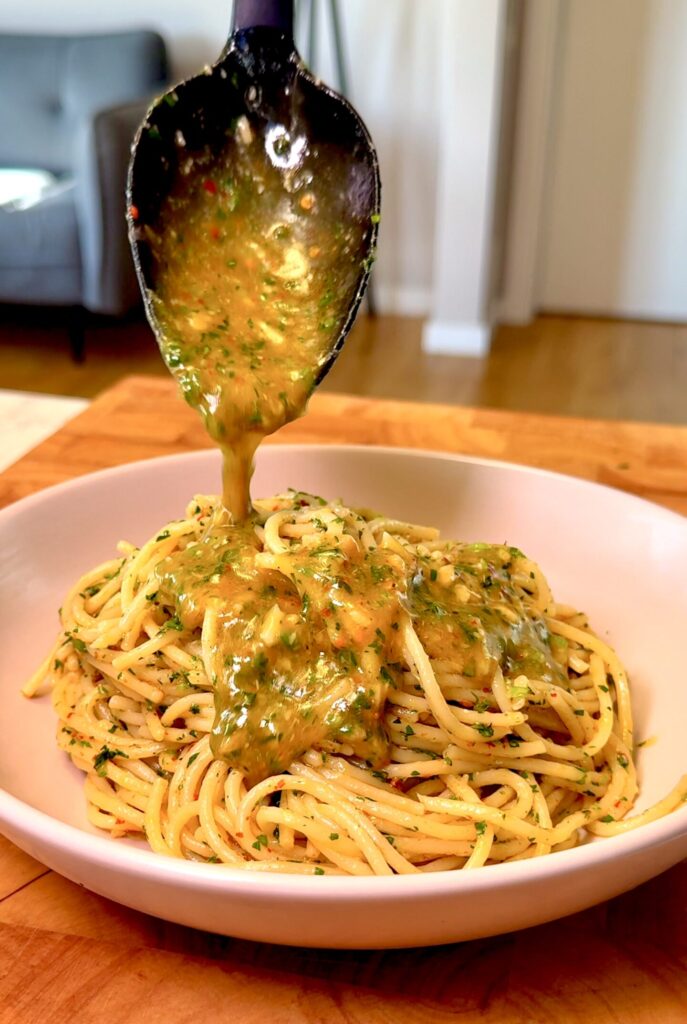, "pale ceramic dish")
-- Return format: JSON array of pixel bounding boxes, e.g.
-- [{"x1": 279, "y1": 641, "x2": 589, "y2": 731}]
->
[{"x1": 1, "y1": 445, "x2": 686, "y2": 949}]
